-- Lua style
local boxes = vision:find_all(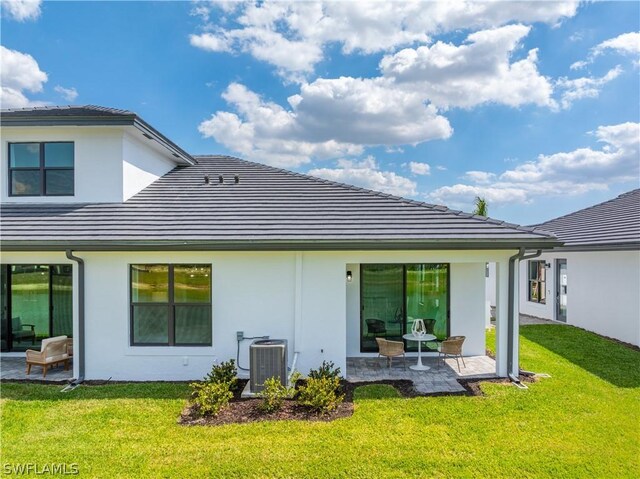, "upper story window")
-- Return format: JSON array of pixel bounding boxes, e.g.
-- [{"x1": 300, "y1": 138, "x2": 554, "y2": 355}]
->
[
  {"x1": 9, "y1": 142, "x2": 74, "y2": 196},
  {"x1": 528, "y1": 260, "x2": 546, "y2": 304}
]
